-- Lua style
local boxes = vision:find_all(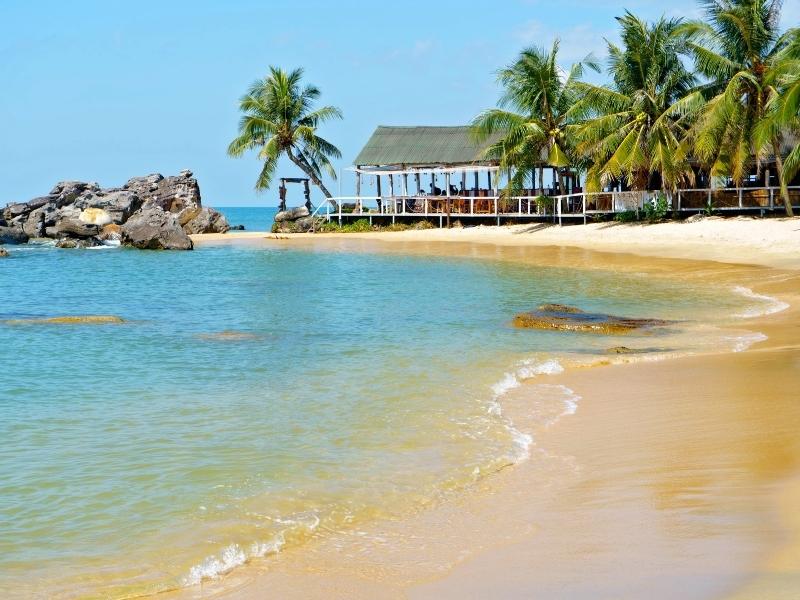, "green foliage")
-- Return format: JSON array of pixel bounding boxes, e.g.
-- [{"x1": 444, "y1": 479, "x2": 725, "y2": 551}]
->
[
  {"x1": 573, "y1": 12, "x2": 696, "y2": 192},
  {"x1": 704, "y1": 198, "x2": 716, "y2": 216},
  {"x1": 534, "y1": 195, "x2": 555, "y2": 213},
  {"x1": 314, "y1": 219, "x2": 436, "y2": 233},
  {"x1": 614, "y1": 209, "x2": 640, "y2": 222},
  {"x1": 643, "y1": 193, "x2": 670, "y2": 222},
  {"x1": 227, "y1": 67, "x2": 342, "y2": 198},
  {"x1": 471, "y1": 41, "x2": 598, "y2": 191}
]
